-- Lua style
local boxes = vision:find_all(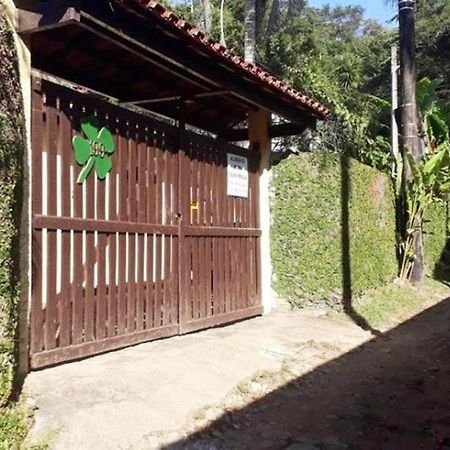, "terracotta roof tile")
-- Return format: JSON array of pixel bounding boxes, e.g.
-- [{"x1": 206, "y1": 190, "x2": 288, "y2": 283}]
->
[{"x1": 134, "y1": 0, "x2": 331, "y2": 118}]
